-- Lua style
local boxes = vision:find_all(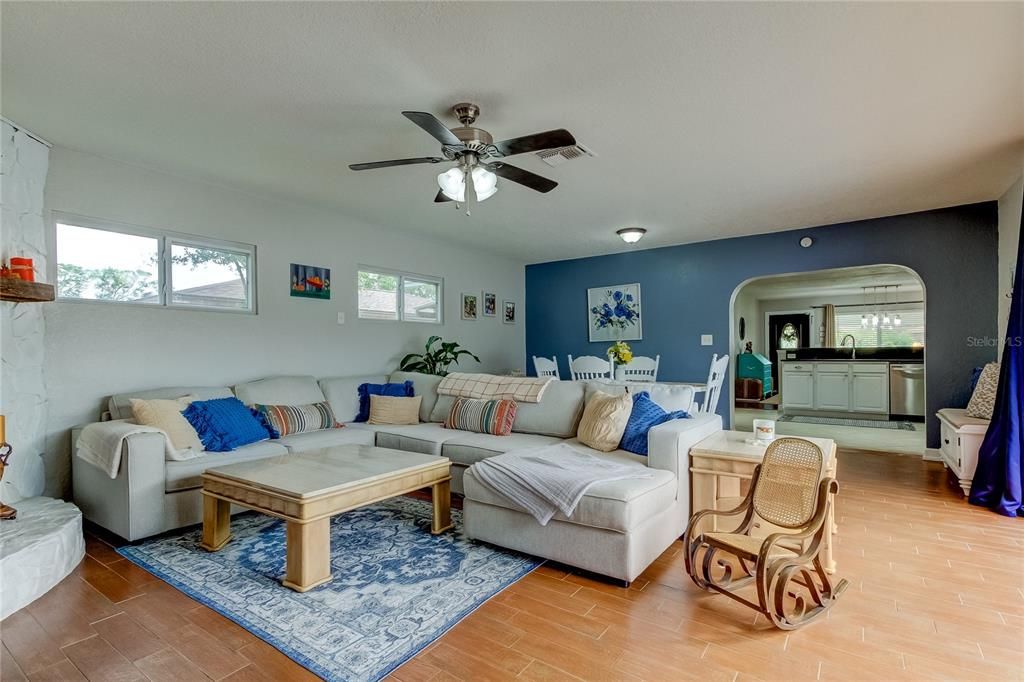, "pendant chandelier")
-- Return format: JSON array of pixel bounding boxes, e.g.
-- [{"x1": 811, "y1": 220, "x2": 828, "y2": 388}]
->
[{"x1": 860, "y1": 285, "x2": 901, "y2": 330}]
